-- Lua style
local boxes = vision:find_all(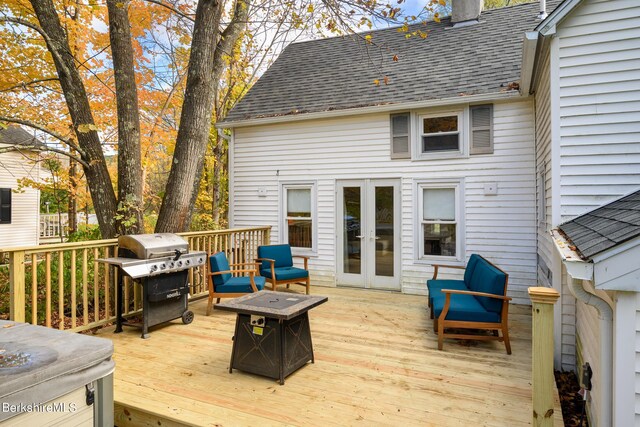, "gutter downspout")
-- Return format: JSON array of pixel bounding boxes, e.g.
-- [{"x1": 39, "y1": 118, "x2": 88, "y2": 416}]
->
[
  {"x1": 552, "y1": 230, "x2": 613, "y2": 427},
  {"x1": 567, "y1": 277, "x2": 613, "y2": 427}
]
